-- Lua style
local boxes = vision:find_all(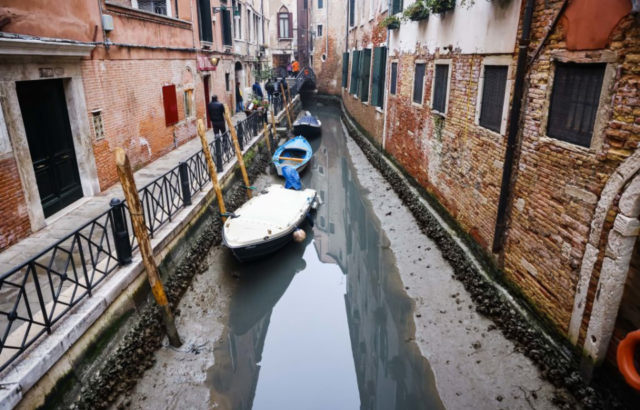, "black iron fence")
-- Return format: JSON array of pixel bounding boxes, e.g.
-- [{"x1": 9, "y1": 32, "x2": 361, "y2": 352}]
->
[{"x1": 0, "y1": 107, "x2": 283, "y2": 373}]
